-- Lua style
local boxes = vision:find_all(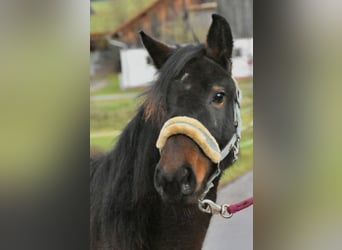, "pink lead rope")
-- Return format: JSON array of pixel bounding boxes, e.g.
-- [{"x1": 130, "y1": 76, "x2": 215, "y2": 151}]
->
[{"x1": 226, "y1": 197, "x2": 253, "y2": 215}]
